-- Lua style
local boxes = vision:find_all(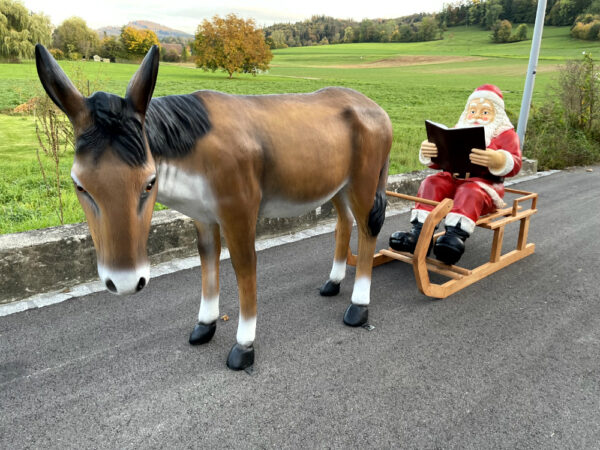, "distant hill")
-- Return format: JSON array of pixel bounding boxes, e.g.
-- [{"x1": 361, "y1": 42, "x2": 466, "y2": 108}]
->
[{"x1": 97, "y1": 20, "x2": 193, "y2": 41}]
